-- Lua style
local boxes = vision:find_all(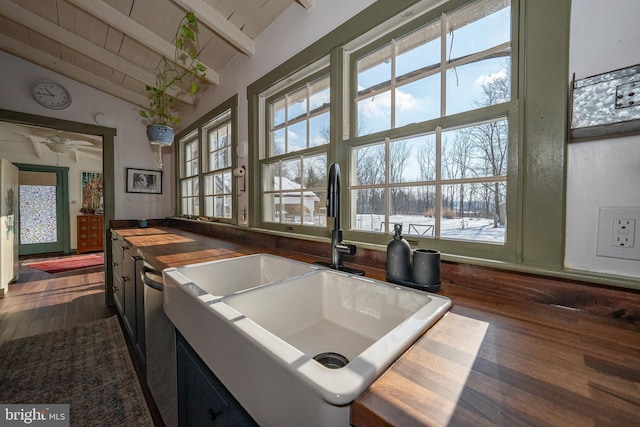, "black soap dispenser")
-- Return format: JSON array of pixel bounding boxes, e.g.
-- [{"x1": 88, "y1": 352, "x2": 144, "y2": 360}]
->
[{"x1": 386, "y1": 224, "x2": 411, "y2": 283}]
